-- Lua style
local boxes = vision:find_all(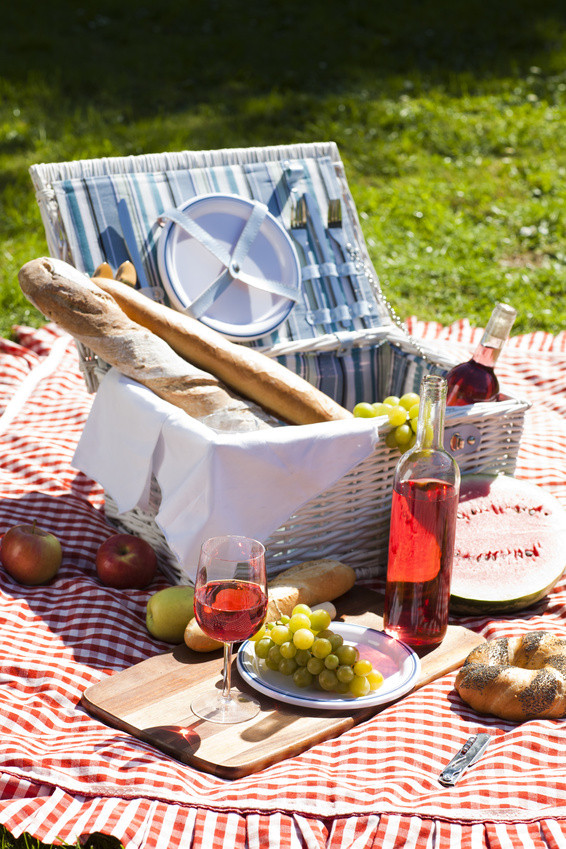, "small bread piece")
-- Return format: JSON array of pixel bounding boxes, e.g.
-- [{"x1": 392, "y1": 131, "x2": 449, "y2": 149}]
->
[
  {"x1": 184, "y1": 558, "x2": 356, "y2": 652},
  {"x1": 18, "y1": 257, "x2": 271, "y2": 429},
  {"x1": 91, "y1": 274, "x2": 352, "y2": 426}
]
